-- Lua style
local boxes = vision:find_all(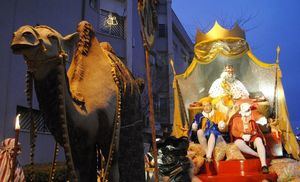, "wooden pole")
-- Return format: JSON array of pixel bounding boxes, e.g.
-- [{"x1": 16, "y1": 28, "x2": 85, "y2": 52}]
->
[
  {"x1": 137, "y1": 1, "x2": 159, "y2": 180},
  {"x1": 145, "y1": 48, "x2": 159, "y2": 182}
]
